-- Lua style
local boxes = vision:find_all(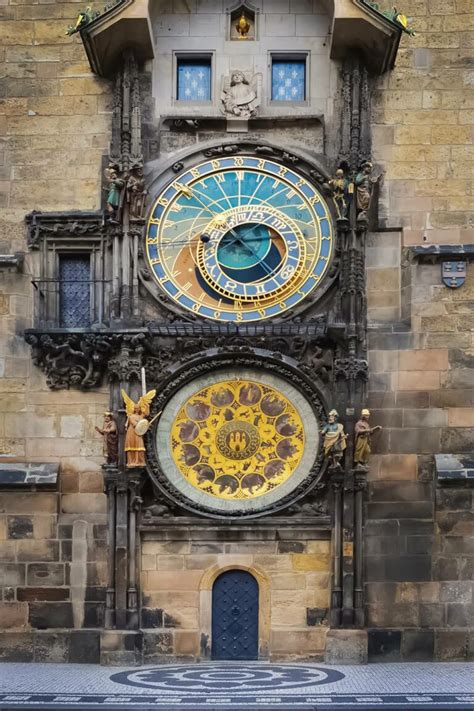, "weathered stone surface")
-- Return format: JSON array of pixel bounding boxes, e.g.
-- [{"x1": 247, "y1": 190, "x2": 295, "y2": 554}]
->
[
  {"x1": 325, "y1": 629, "x2": 368, "y2": 664},
  {"x1": 28, "y1": 602, "x2": 73, "y2": 629},
  {"x1": 368, "y1": 629, "x2": 401, "y2": 662}
]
